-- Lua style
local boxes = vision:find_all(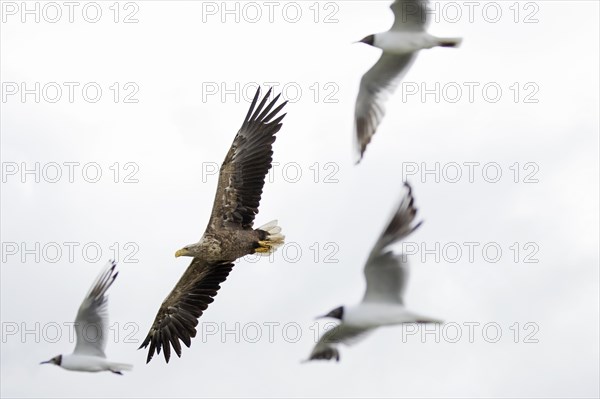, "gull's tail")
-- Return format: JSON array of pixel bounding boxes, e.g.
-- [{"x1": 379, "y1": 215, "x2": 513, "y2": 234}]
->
[
  {"x1": 108, "y1": 362, "x2": 133, "y2": 374},
  {"x1": 414, "y1": 315, "x2": 444, "y2": 324},
  {"x1": 255, "y1": 220, "x2": 285, "y2": 256},
  {"x1": 438, "y1": 37, "x2": 462, "y2": 48}
]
